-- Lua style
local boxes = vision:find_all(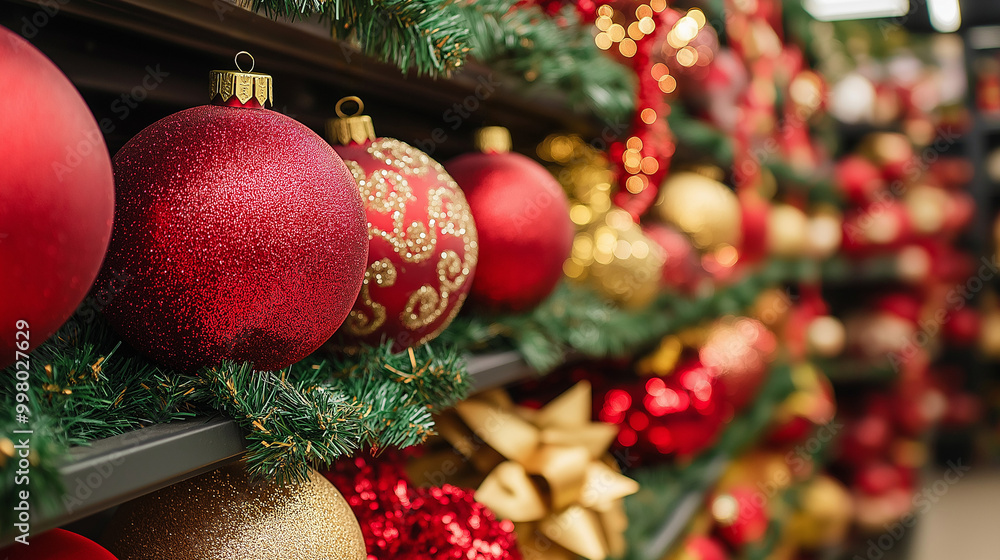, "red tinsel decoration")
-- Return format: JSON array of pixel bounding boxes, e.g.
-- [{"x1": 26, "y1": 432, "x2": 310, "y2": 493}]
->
[{"x1": 324, "y1": 456, "x2": 522, "y2": 560}]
